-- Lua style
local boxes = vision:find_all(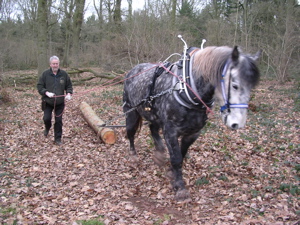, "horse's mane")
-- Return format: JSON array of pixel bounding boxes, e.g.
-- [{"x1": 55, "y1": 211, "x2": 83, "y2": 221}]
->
[{"x1": 192, "y1": 46, "x2": 232, "y2": 85}]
